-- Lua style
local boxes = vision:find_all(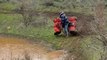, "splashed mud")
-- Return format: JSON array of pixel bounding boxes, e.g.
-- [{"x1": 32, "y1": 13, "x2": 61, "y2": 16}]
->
[{"x1": 0, "y1": 36, "x2": 68, "y2": 60}]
